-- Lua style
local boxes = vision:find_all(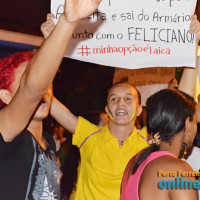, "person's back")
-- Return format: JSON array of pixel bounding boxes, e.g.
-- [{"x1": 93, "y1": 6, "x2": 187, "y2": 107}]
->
[
  {"x1": 122, "y1": 151, "x2": 185, "y2": 200},
  {"x1": 121, "y1": 89, "x2": 198, "y2": 200},
  {"x1": 139, "y1": 153, "x2": 196, "y2": 200}
]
